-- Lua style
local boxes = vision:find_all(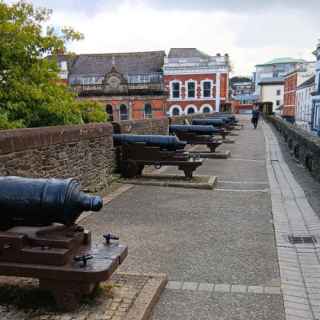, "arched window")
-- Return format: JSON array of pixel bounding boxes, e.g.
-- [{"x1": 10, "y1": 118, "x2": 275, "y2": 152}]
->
[
  {"x1": 144, "y1": 103, "x2": 152, "y2": 119},
  {"x1": 172, "y1": 107, "x2": 180, "y2": 116},
  {"x1": 169, "y1": 105, "x2": 183, "y2": 116},
  {"x1": 185, "y1": 105, "x2": 198, "y2": 114},
  {"x1": 200, "y1": 104, "x2": 213, "y2": 114},
  {"x1": 187, "y1": 107, "x2": 195, "y2": 114},
  {"x1": 119, "y1": 104, "x2": 129, "y2": 121}
]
